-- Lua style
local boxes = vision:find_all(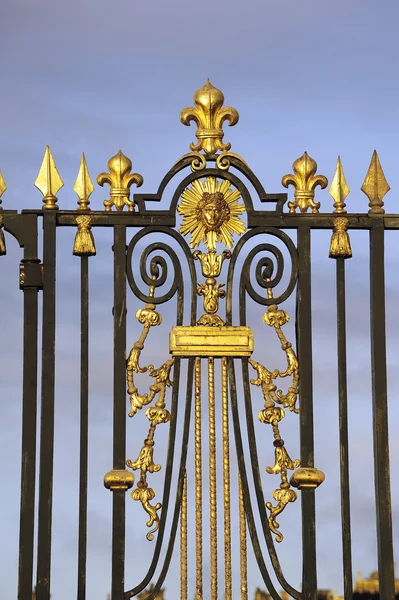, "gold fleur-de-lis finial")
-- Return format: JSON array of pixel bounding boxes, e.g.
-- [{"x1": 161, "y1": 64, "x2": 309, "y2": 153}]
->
[
  {"x1": 97, "y1": 150, "x2": 143, "y2": 212},
  {"x1": 34, "y1": 146, "x2": 64, "y2": 210},
  {"x1": 329, "y1": 156, "x2": 350, "y2": 214},
  {"x1": 361, "y1": 150, "x2": 390, "y2": 215},
  {"x1": 282, "y1": 152, "x2": 328, "y2": 213},
  {"x1": 73, "y1": 153, "x2": 94, "y2": 211},
  {"x1": 0, "y1": 171, "x2": 7, "y2": 207},
  {"x1": 180, "y1": 79, "x2": 239, "y2": 155}
]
